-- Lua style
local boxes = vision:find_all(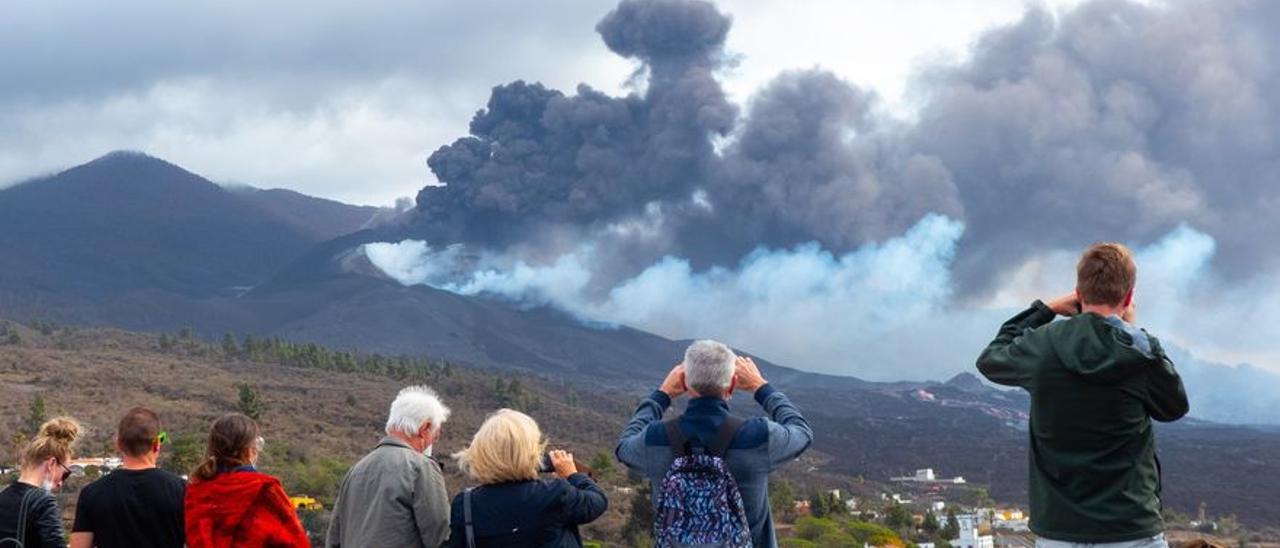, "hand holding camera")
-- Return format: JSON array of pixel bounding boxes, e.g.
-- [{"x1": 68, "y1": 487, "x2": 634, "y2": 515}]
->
[{"x1": 538, "y1": 449, "x2": 592, "y2": 479}]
